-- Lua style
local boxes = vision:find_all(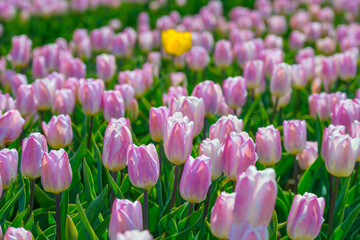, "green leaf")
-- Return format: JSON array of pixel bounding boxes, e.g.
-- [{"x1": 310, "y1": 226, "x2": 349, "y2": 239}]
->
[
  {"x1": 11, "y1": 206, "x2": 30, "y2": 228},
  {"x1": 66, "y1": 215, "x2": 79, "y2": 240},
  {"x1": 243, "y1": 96, "x2": 261, "y2": 128},
  {"x1": 94, "y1": 215, "x2": 110, "y2": 237},
  {"x1": 35, "y1": 222, "x2": 50, "y2": 240},
  {"x1": 330, "y1": 203, "x2": 360, "y2": 240},
  {"x1": 76, "y1": 195, "x2": 99, "y2": 240},
  {"x1": 34, "y1": 184, "x2": 56, "y2": 209},
  {"x1": 61, "y1": 189, "x2": 69, "y2": 240},
  {"x1": 86, "y1": 185, "x2": 108, "y2": 226},
  {"x1": 298, "y1": 157, "x2": 322, "y2": 194},
  {"x1": 83, "y1": 158, "x2": 96, "y2": 202},
  {"x1": 271, "y1": 210, "x2": 278, "y2": 240},
  {"x1": 158, "y1": 203, "x2": 187, "y2": 234},
  {"x1": 70, "y1": 138, "x2": 87, "y2": 171},
  {"x1": 335, "y1": 176, "x2": 352, "y2": 228},
  {"x1": 0, "y1": 187, "x2": 24, "y2": 224},
  {"x1": 106, "y1": 170, "x2": 125, "y2": 199}
]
